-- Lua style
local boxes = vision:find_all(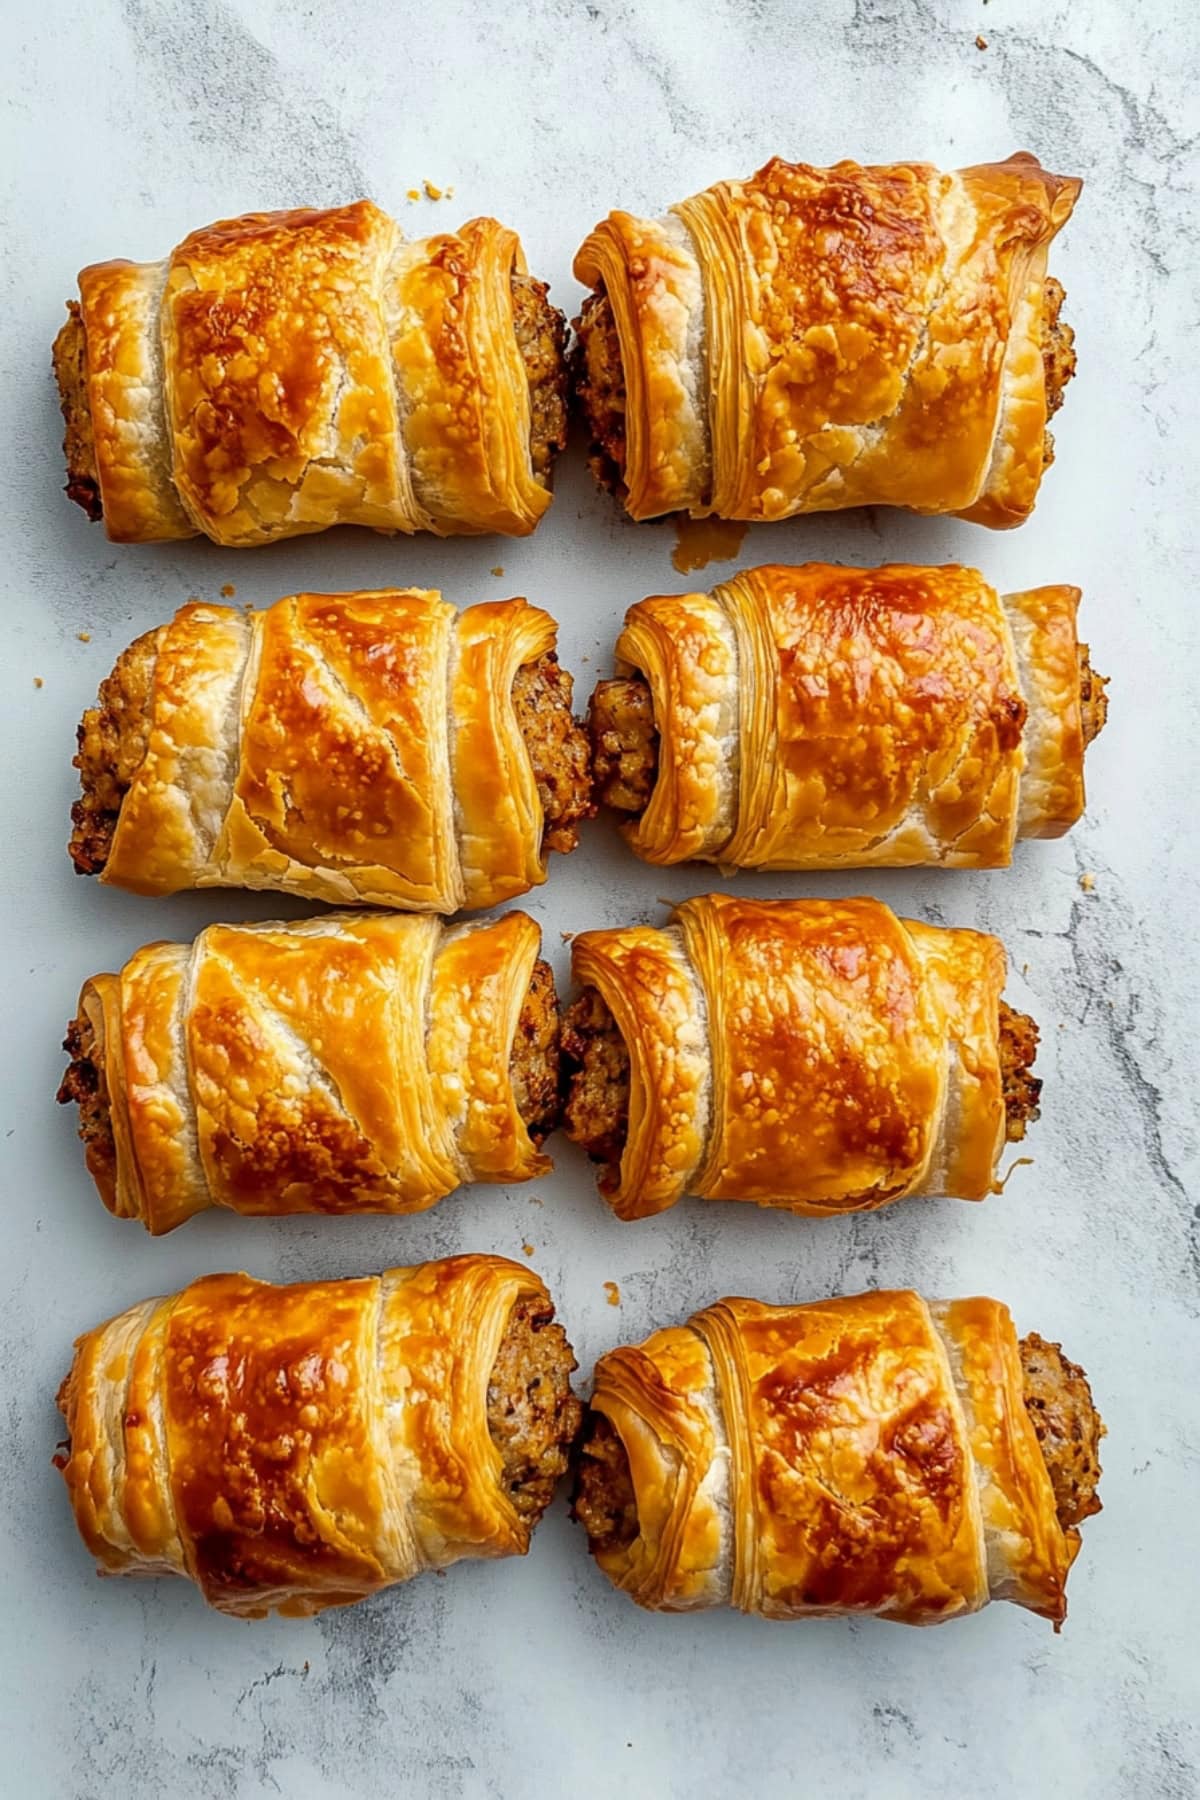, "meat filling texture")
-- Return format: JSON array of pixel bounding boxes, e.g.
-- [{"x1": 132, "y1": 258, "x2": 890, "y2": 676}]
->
[
  {"x1": 563, "y1": 987, "x2": 1041, "y2": 1175},
  {"x1": 1078, "y1": 644, "x2": 1109, "y2": 746},
  {"x1": 487, "y1": 1294, "x2": 582, "y2": 1523},
  {"x1": 561, "y1": 987, "x2": 630, "y2": 1186},
  {"x1": 588, "y1": 677, "x2": 659, "y2": 816},
  {"x1": 509, "y1": 959, "x2": 562, "y2": 1144},
  {"x1": 69, "y1": 641, "x2": 592, "y2": 878},
  {"x1": 573, "y1": 288, "x2": 627, "y2": 495},
  {"x1": 68, "y1": 628, "x2": 161, "y2": 877},
  {"x1": 56, "y1": 1010, "x2": 116, "y2": 1196},
  {"x1": 510, "y1": 652, "x2": 595, "y2": 856},
  {"x1": 53, "y1": 273, "x2": 567, "y2": 524},
  {"x1": 573, "y1": 1335, "x2": 1103, "y2": 1558},
  {"x1": 999, "y1": 1001, "x2": 1042, "y2": 1142}
]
